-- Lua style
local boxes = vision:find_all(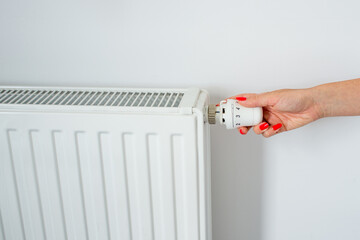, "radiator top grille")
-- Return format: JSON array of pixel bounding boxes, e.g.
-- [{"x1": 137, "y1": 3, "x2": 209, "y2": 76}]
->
[{"x1": 0, "y1": 89, "x2": 184, "y2": 108}]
